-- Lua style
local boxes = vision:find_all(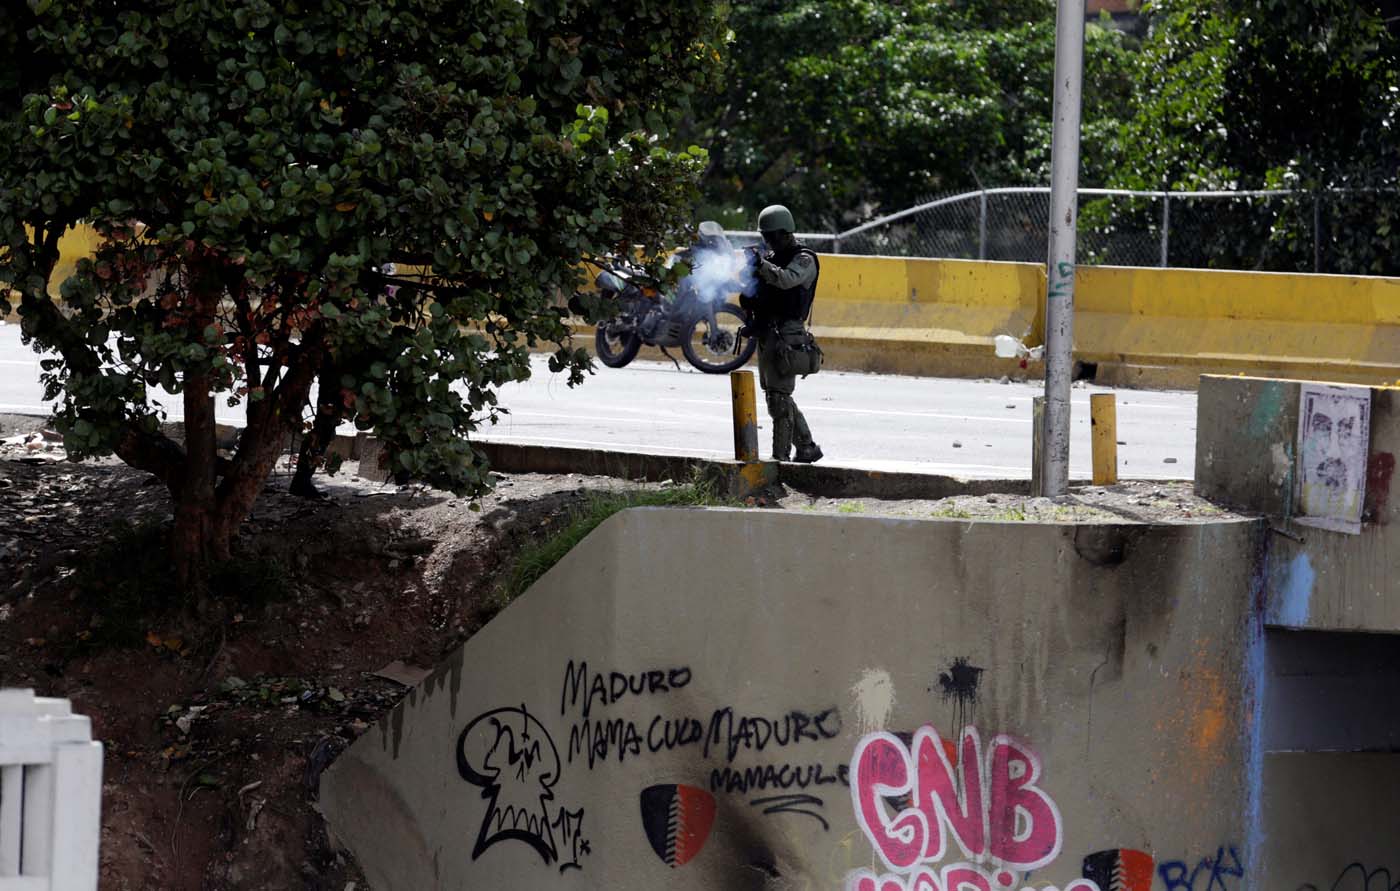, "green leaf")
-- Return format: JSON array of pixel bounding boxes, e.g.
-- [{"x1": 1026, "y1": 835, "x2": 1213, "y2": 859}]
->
[{"x1": 5, "y1": 0, "x2": 728, "y2": 560}]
